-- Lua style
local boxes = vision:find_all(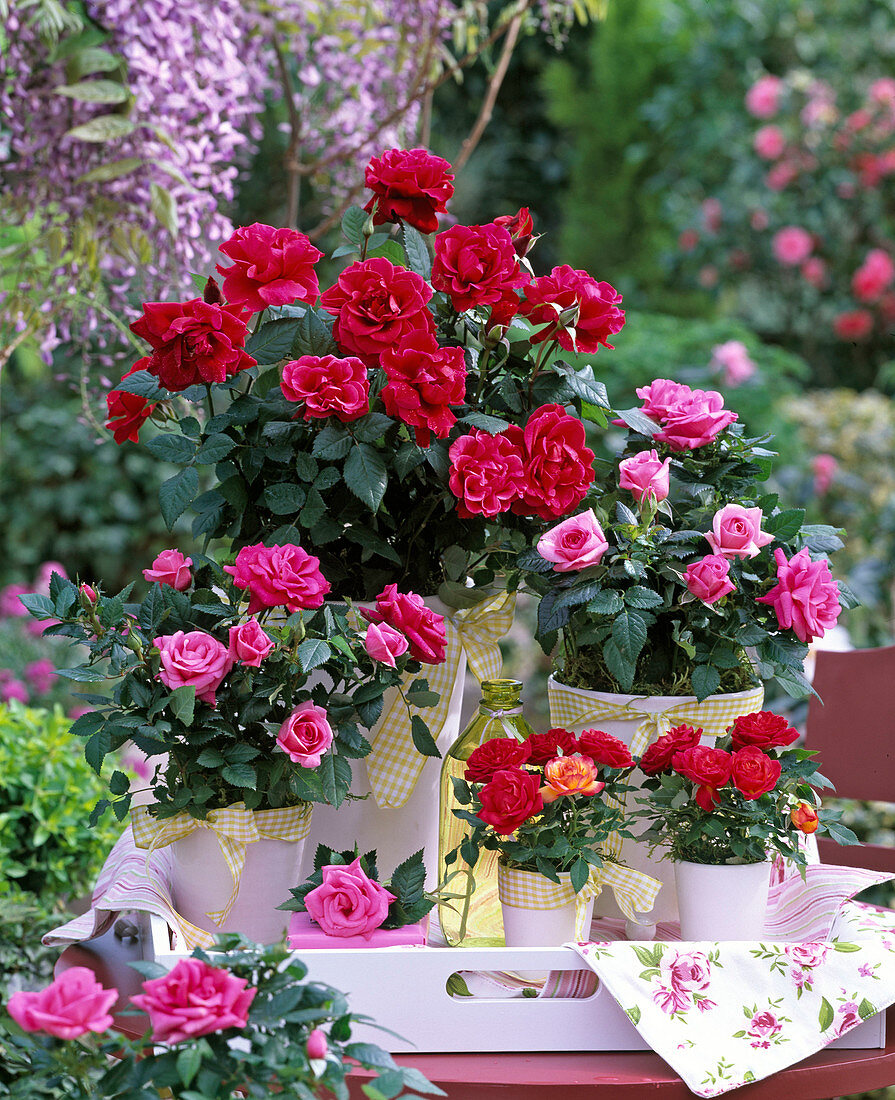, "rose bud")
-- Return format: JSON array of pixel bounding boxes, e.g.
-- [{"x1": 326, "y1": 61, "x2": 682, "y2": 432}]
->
[
  {"x1": 790, "y1": 802, "x2": 820, "y2": 834},
  {"x1": 79, "y1": 583, "x2": 98, "y2": 606},
  {"x1": 307, "y1": 1027, "x2": 329, "y2": 1062}
]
